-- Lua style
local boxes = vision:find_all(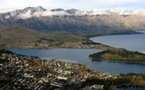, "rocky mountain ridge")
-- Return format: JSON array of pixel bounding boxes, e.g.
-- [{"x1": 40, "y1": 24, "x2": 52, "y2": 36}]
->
[
  {"x1": 1, "y1": 6, "x2": 145, "y2": 19},
  {"x1": 0, "y1": 6, "x2": 145, "y2": 36}
]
